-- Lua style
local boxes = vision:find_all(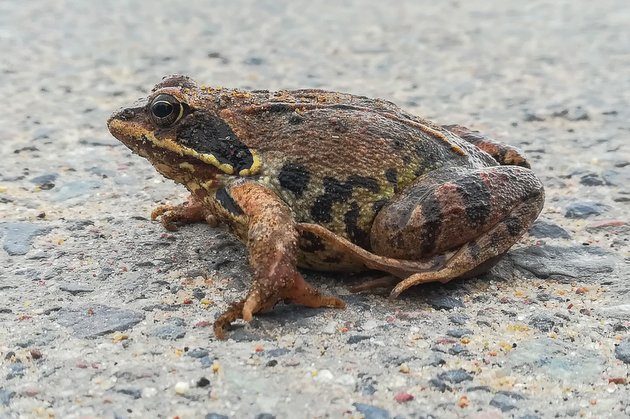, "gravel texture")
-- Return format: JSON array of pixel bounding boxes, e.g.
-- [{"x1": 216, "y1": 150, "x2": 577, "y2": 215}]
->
[{"x1": 1, "y1": 0, "x2": 628, "y2": 418}]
